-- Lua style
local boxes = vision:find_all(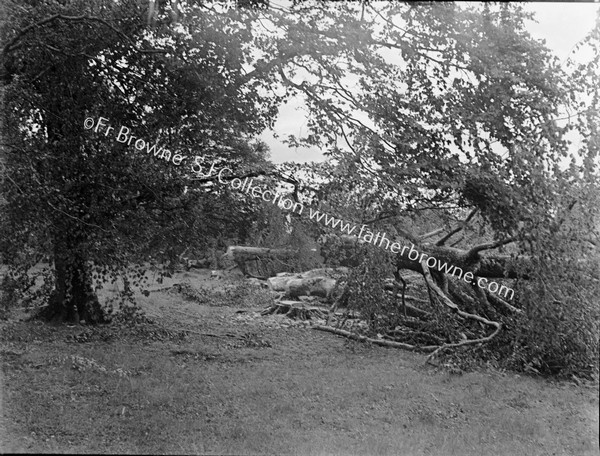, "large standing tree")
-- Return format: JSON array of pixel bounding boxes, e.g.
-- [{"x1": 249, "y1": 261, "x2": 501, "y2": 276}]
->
[{"x1": 0, "y1": 0, "x2": 281, "y2": 322}]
